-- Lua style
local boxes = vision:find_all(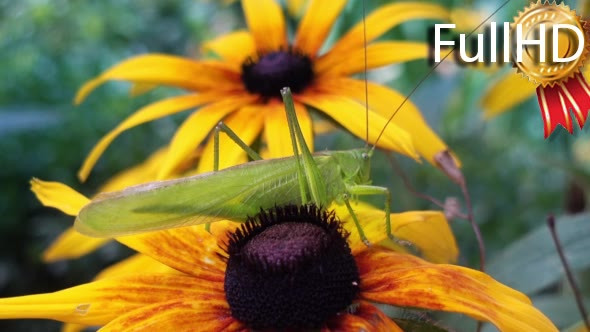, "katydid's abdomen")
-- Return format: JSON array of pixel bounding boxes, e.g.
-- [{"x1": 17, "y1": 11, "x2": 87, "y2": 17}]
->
[{"x1": 74, "y1": 153, "x2": 347, "y2": 237}]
